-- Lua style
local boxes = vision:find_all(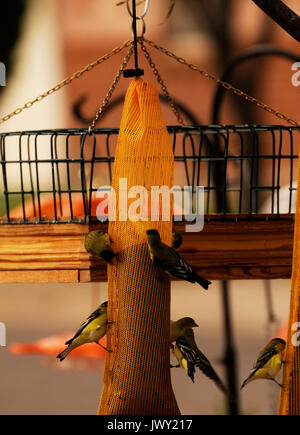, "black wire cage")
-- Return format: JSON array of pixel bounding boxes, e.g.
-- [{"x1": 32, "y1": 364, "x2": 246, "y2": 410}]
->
[{"x1": 0, "y1": 124, "x2": 299, "y2": 224}]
